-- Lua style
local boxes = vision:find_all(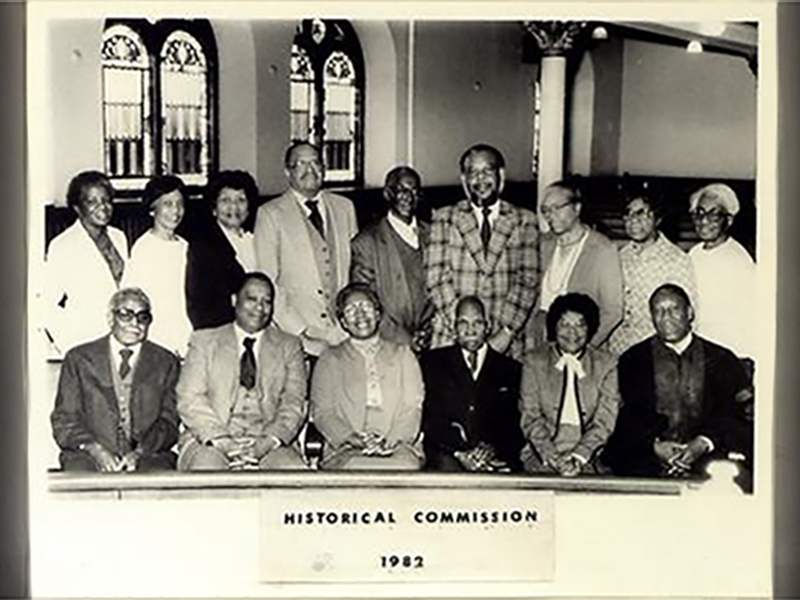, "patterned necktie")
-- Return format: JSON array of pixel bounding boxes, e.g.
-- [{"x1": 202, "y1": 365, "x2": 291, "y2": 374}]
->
[
  {"x1": 468, "y1": 350, "x2": 479, "y2": 375},
  {"x1": 94, "y1": 228, "x2": 125, "y2": 285},
  {"x1": 305, "y1": 200, "x2": 325, "y2": 239},
  {"x1": 480, "y1": 206, "x2": 492, "y2": 253},
  {"x1": 119, "y1": 348, "x2": 133, "y2": 380},
  {"x1": 240, "y1": 337, "x2": 257, "y2": 390}
]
